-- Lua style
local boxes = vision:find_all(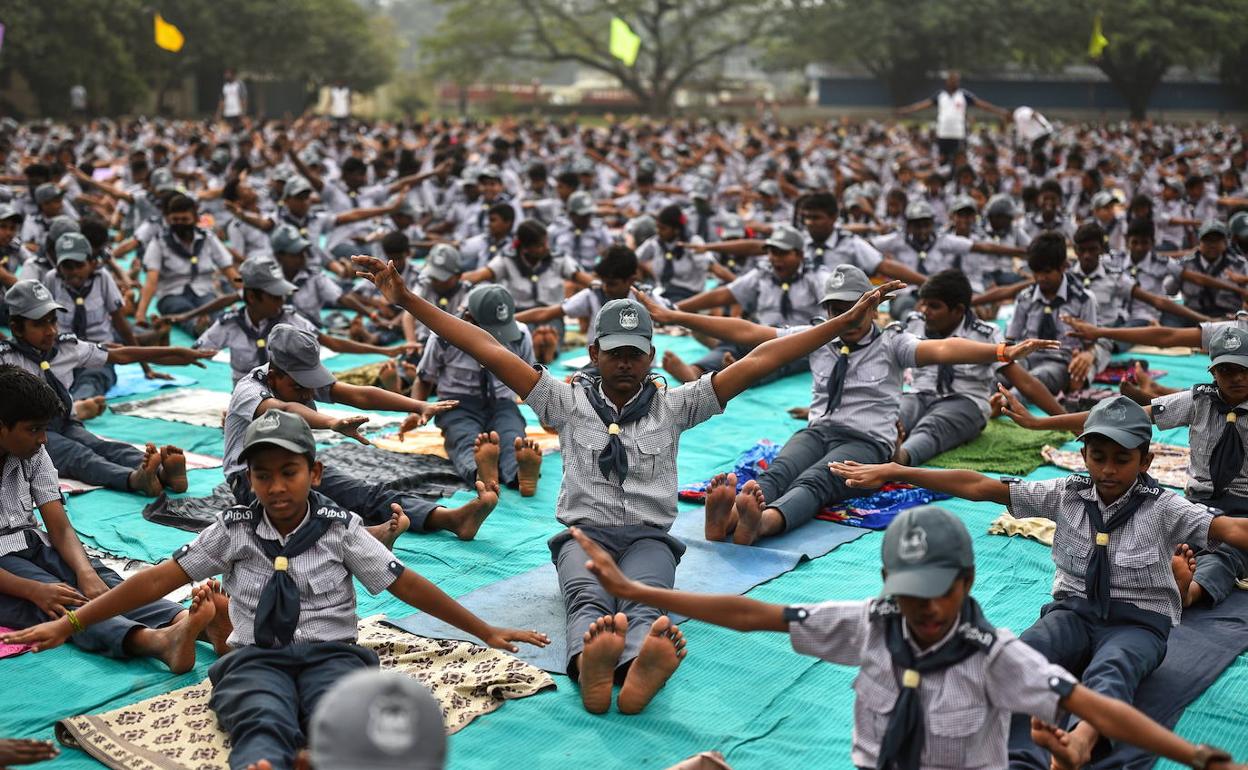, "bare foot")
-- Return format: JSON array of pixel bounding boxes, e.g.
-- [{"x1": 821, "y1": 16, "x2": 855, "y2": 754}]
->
[
  {"x1": 128, "y1": 444, "x2": 163, "y2": 496},
  {"x1": 704, "y1": 472, "x2": 738, "y2": 541},
  {"x1": 473, "y1": 431, "x2": 501, "y2": 487},
  {"x1": 661, "y1": 350, "x2": 699, "y2": 383},
  {"x1": 429, "y1": 481, "x2": 499, "y2": 540},
  {"x1": 578, "y1": 612, "x2": 627, "y2": 714},
  {"x1": 366, "y1": 504, "x2": 411, "y2": 550},
  {"x1": 532, "y1": 326, "x2": 559, "y2": 364},
  {"x1": 1119, "y1": 378, "x2": 1151, "y2": 407},
  {"x1": 617, "y1": 616, "x2": 686, "y2": 714},
  {"x1": 0, "y1": 738, "x2": 59, "y2": 766},
  {"x1": 1030, "y1": 717, "x2": 1092, "y2": 770},
  {"x1": 73, "y1": 395, "x2": 107, "y2": 421},
  {"x1": 515, "y1": 436, "x2": 542, "y2": 497},
  {"x1": 158, "y1": 445, "x2": 189, "y2": 493},
  {"x1": 378, "y1": 360, "x2": 401, "y2": 393},
  {"x1": 128, "y1": 589, "x2": 215, "y2": 674},
  {"x1": 199, "y1": 580, "x2": 233, "y2": 655},
  {"x1": 892, "y1": 420, "x2": 909, "y2": 465},
  {"x1": 1172, "y1": 544, "x2": 1198, "y2": 608},
  {"x1": 733, "y1": 480, "x2": 767, "y2": 546},
  {"x1": 720, "y1": 351, "x2": 736, "y2": 368},
  {"x1": 348, "y1": 315, "x2": 380, "y2": 345}
]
